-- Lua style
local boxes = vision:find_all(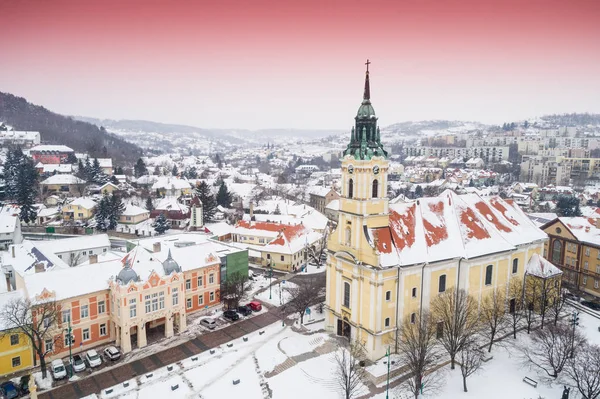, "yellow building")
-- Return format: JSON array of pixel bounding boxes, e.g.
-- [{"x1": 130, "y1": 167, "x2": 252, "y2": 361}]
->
[
  {"x1": 62, "y1": 198, "x2": 96, "y2": 221},
  {"x1": 0, "y1": 291, "x2": 33, "y2": 377},
  {"x1": 324, "y1": 64, "x2": 548, "y2": 360}
]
